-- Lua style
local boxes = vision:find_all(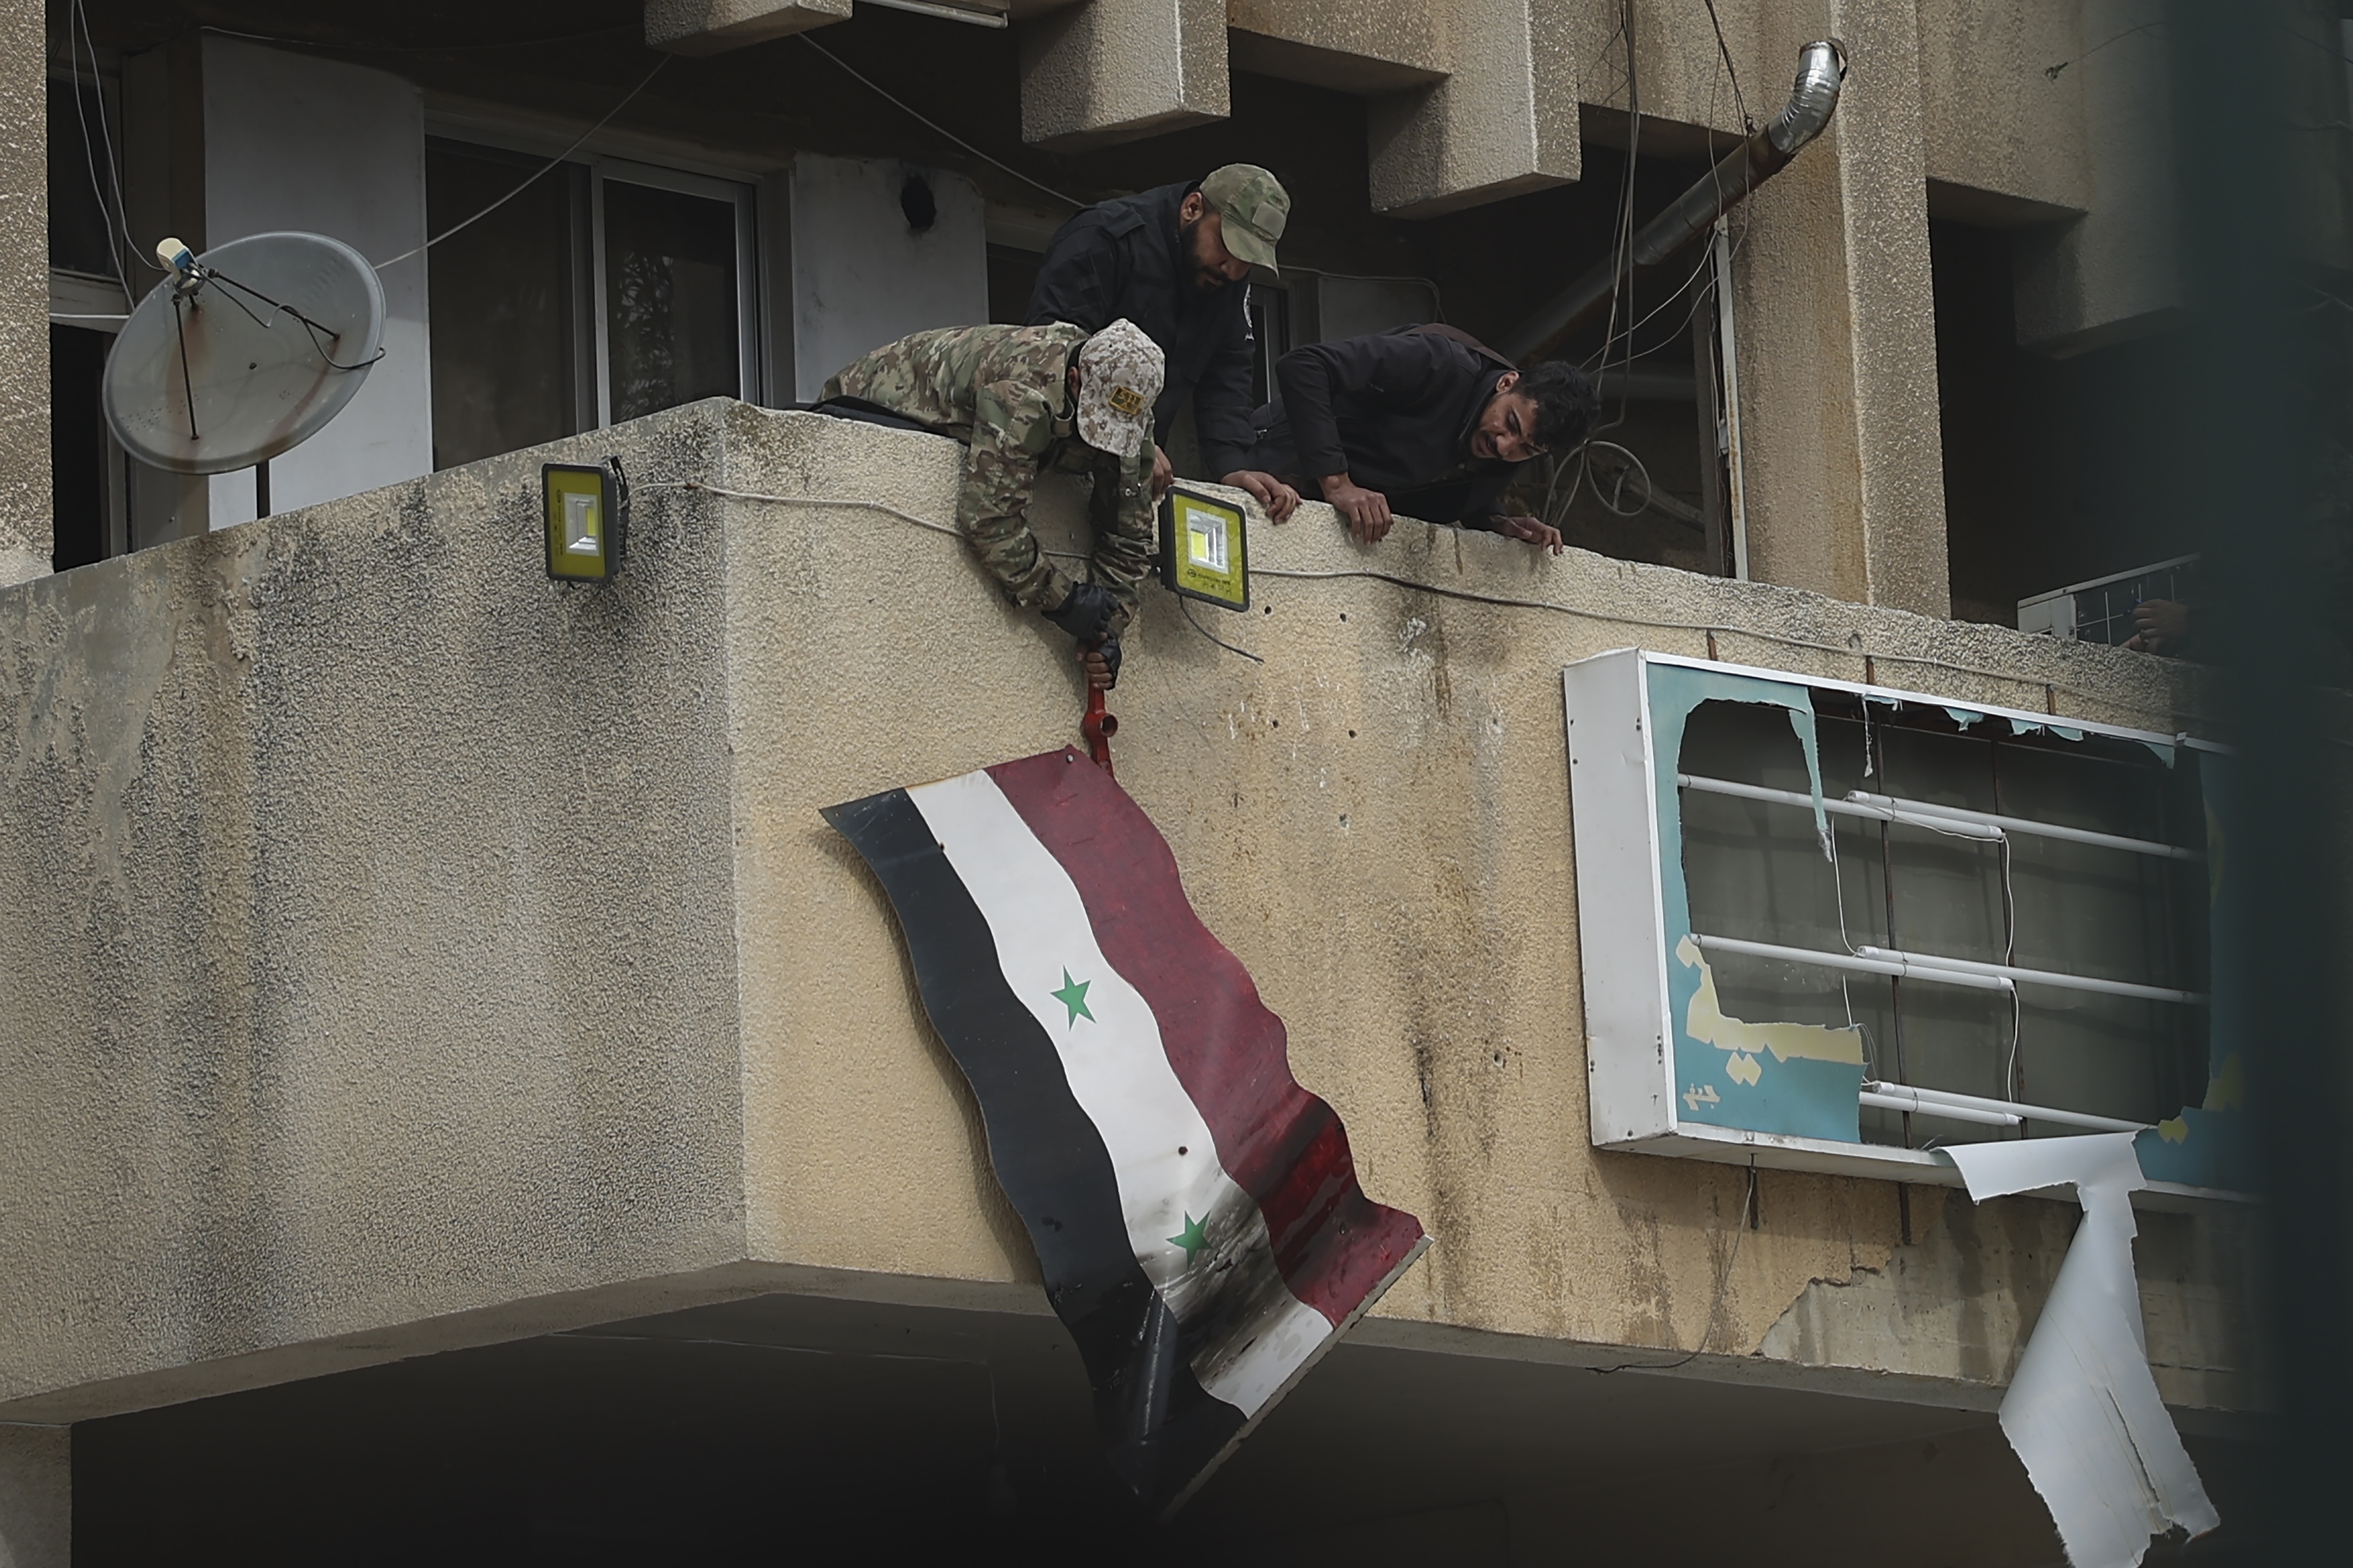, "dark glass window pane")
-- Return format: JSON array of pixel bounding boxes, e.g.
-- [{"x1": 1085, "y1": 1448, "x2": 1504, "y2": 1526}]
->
[
  {"x1": 426, "y1": 141, "x2": 585, "y2": 469},
  {"x1": 604, "y1": 180, "x2": 739, "y2": 422},
  {"x1": 49, "y1": 78, "x2": 120, "y2": 278},
  {"x1": 51, "y1": 325, "x2": 109, "y2": 570},
  {"x1": 986, "y1": 243, "x2": 1040, "y2": 325},
  {"x1": 1678, "y1": 696, "x2": 2208, "y2": 1143}
]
